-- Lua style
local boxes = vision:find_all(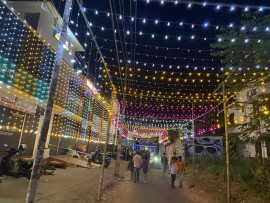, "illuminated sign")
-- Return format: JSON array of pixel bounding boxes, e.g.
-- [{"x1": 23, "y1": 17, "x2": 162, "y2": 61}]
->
[
  {"x1": 86, "y1": 79, "x2": 98, "y2": 95},
  {"x1": 54, "y1": 32, "x2": 70, "y2": 51},
  {"x1": 0, "y1": 87, "x2": 36, "y2": 115},
  {"x1": 135, "y1": 136, "x2": 159, "y2": 146}
]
